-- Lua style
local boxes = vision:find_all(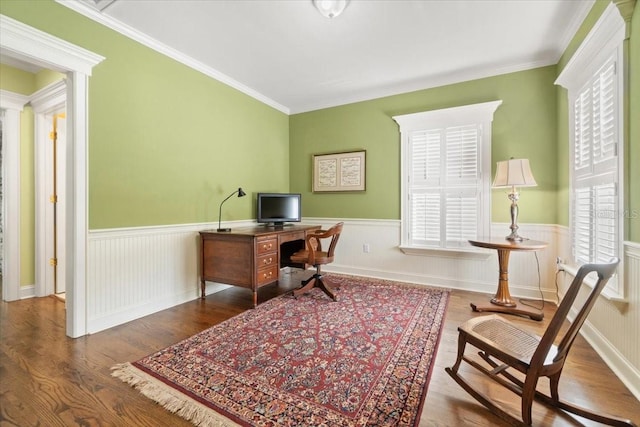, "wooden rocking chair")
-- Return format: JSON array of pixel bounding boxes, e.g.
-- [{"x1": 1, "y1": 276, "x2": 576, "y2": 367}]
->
[
  {"x1": 446, "y1": 258, "x2": 636, "y2": 426},
  {"x1": 290, "y1": 222, "x2": 343, "y2": 301}
]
